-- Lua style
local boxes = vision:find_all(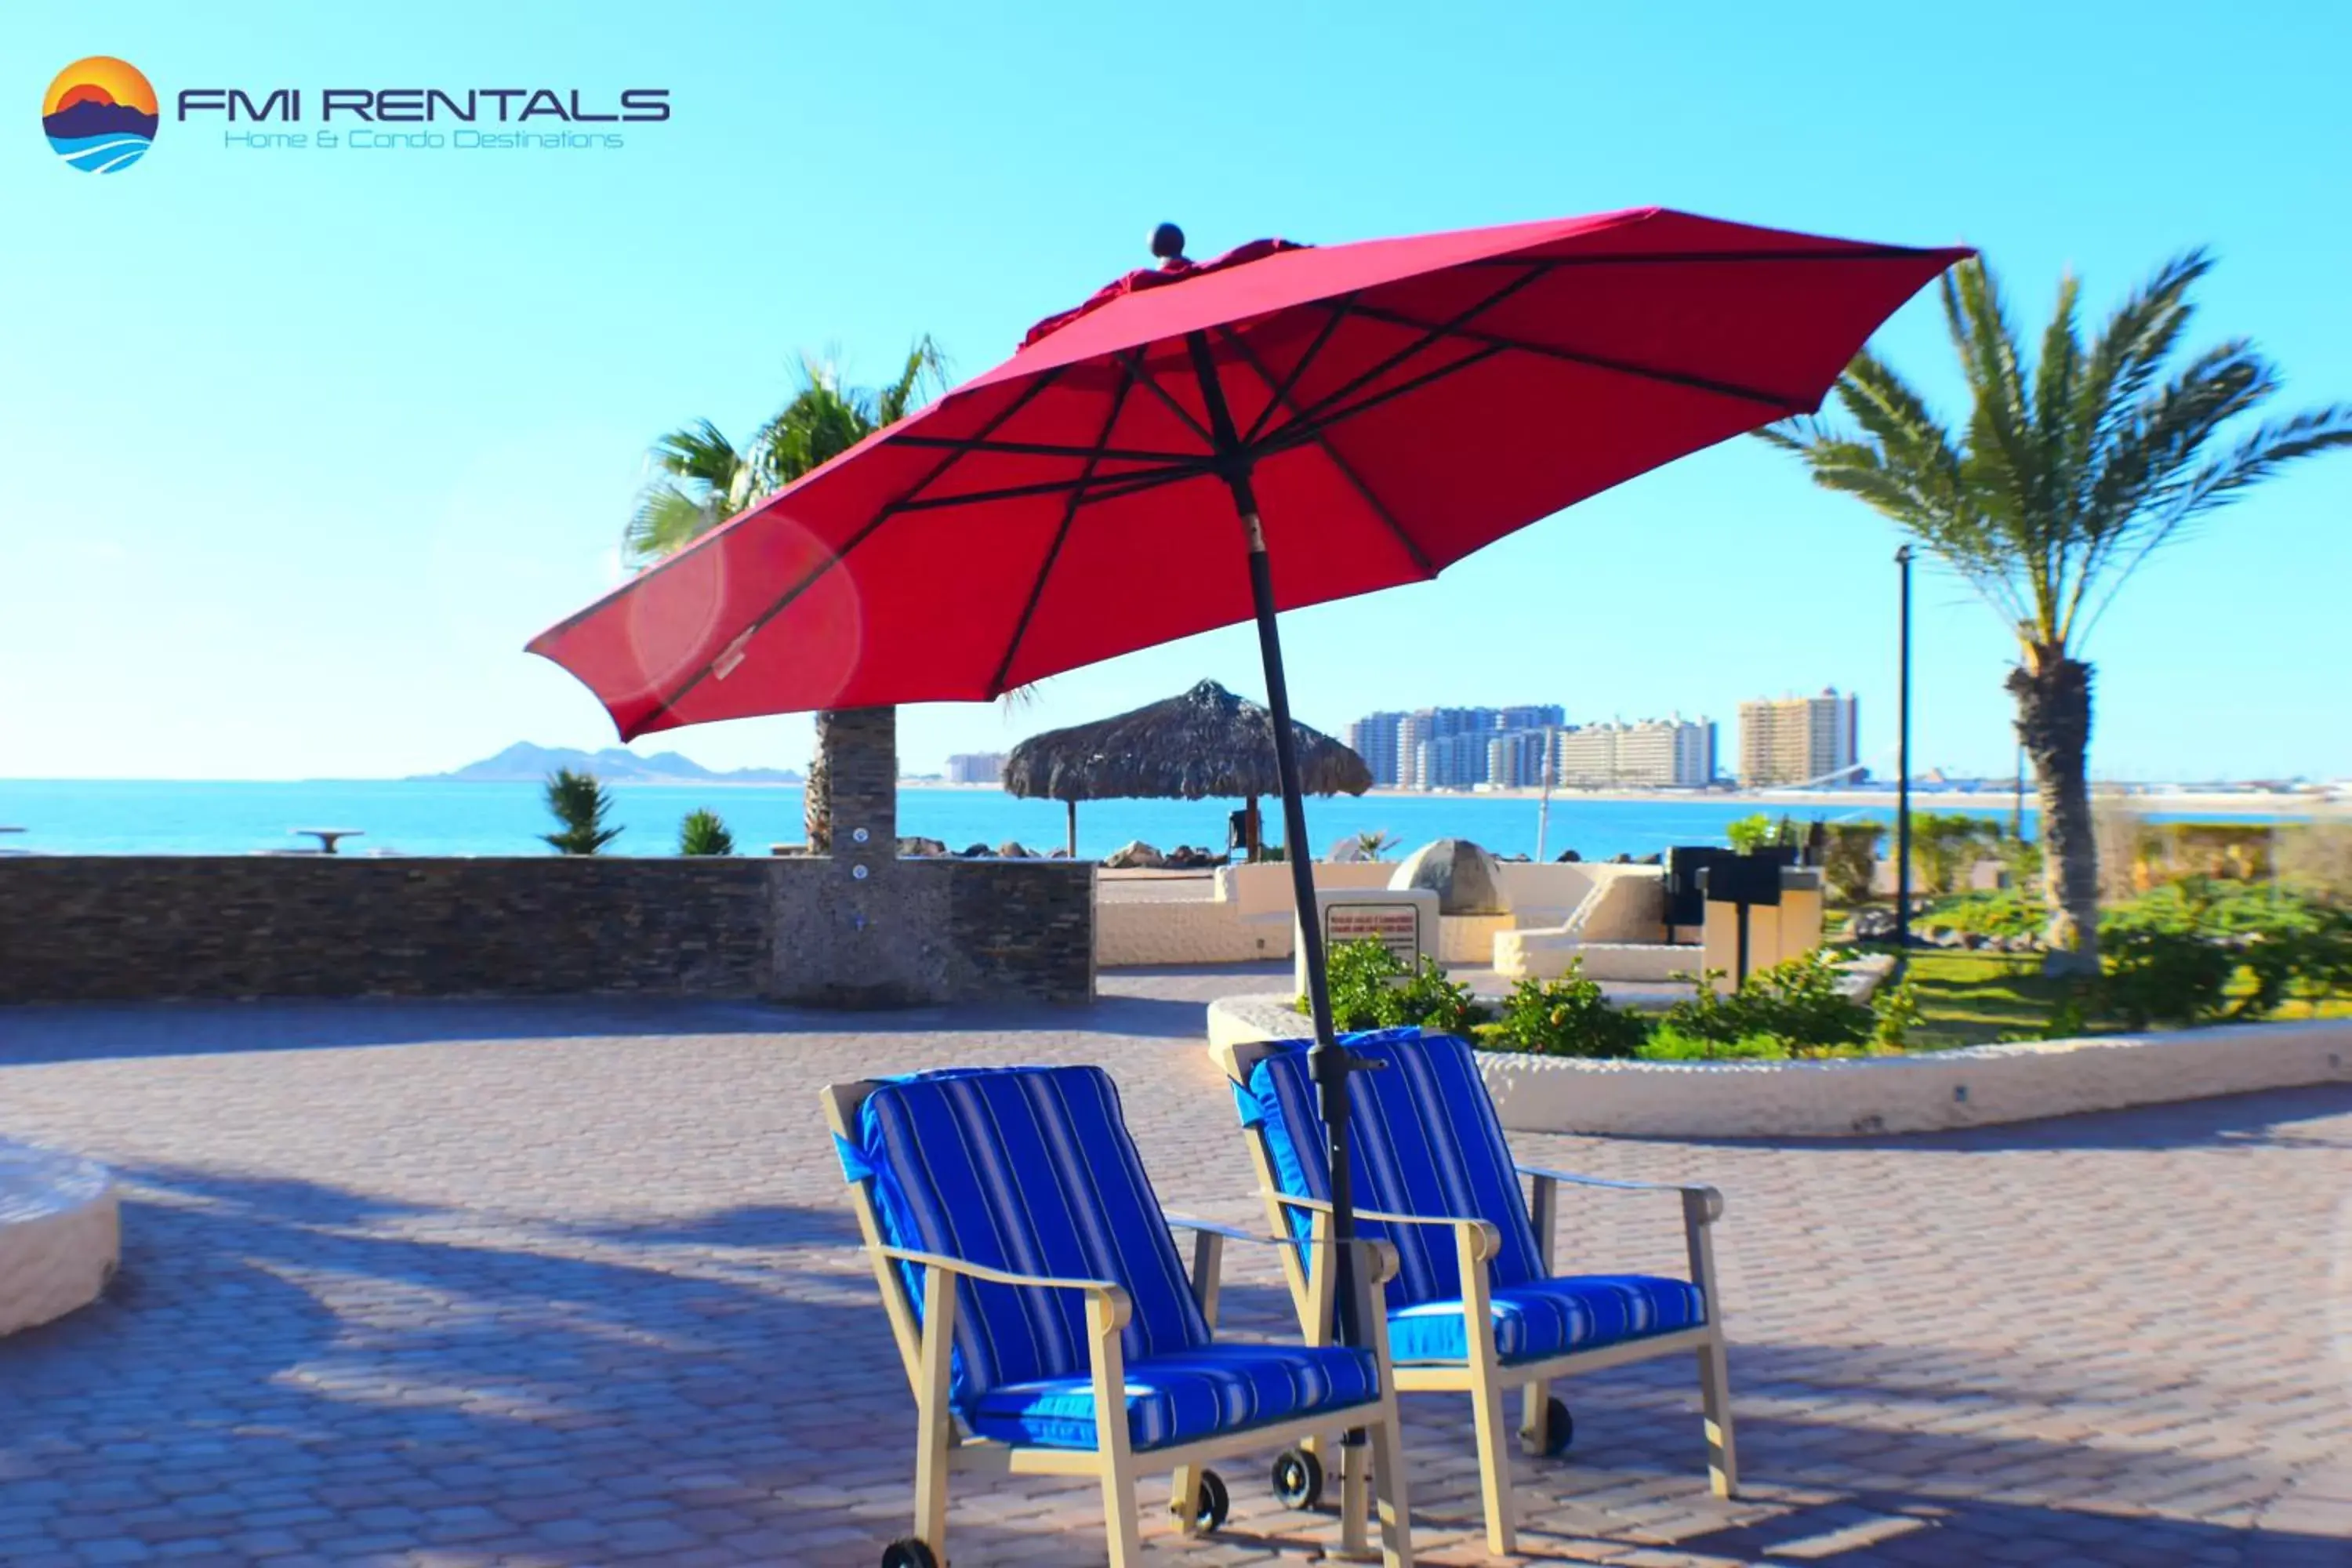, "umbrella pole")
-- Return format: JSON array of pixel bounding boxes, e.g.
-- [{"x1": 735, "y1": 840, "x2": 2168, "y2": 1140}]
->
[
  {"x1": 1066, "y1": 799, "x2": 1077, "y2": 858},
  {"x1": 1240, "y1": 497, "x2": 1361, "y2": 1345},
  {"x1": 1188, "y1": 330, "x2": 1363, "y2": 1352}
]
